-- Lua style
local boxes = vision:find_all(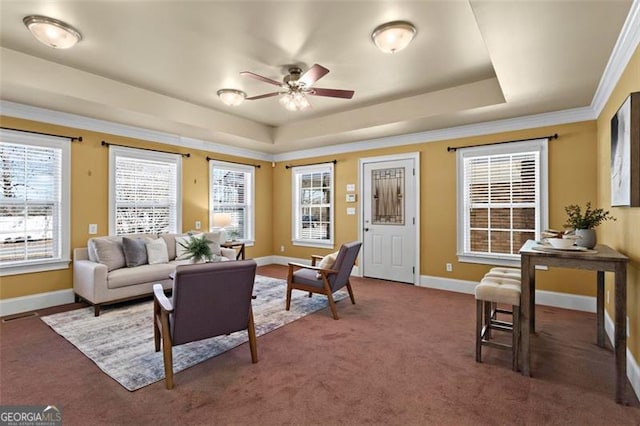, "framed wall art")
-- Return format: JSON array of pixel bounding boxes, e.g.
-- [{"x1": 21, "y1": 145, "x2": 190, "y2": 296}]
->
[{"x1": 611, "y1": 91, "x2": 639, "y2": 207}]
